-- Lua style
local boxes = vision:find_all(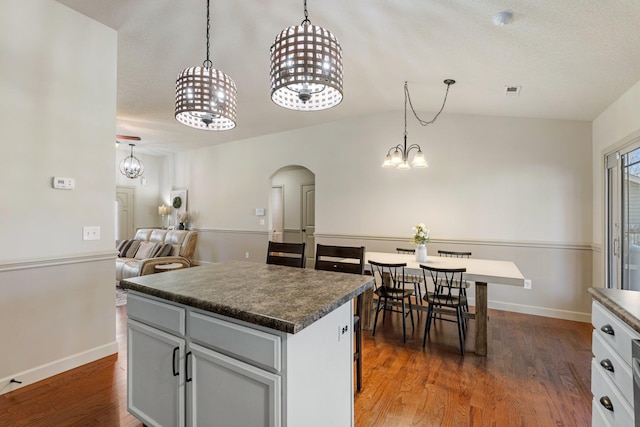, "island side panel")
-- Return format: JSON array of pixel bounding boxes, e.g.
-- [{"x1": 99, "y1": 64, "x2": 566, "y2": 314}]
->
[{"x1": 284, "y1": 301, "x2": 354, "y2": 427}]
